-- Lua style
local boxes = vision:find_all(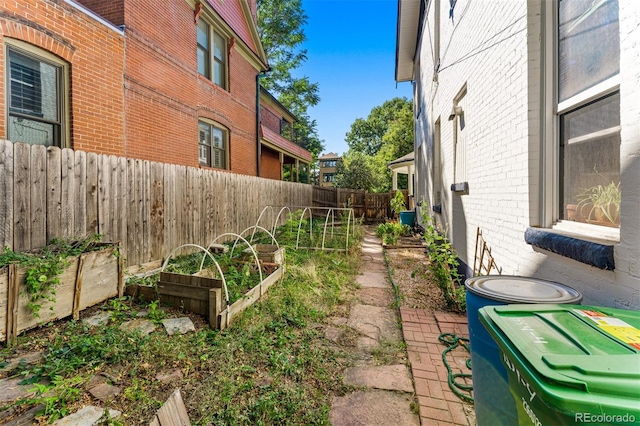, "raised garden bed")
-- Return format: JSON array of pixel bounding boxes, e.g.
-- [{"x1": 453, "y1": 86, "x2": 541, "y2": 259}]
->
[
  {"x1": 152, "y1": 243, "x2": 285, "y2": 330},
  {"x1": 0, "y1": 242, "x2": 122, "y2": 344}
]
